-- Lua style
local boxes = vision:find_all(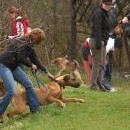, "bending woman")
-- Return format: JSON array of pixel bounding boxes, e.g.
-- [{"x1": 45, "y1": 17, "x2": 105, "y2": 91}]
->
[{"x1": 0, "y1": 28, "x2": 54, "y2": 123}]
